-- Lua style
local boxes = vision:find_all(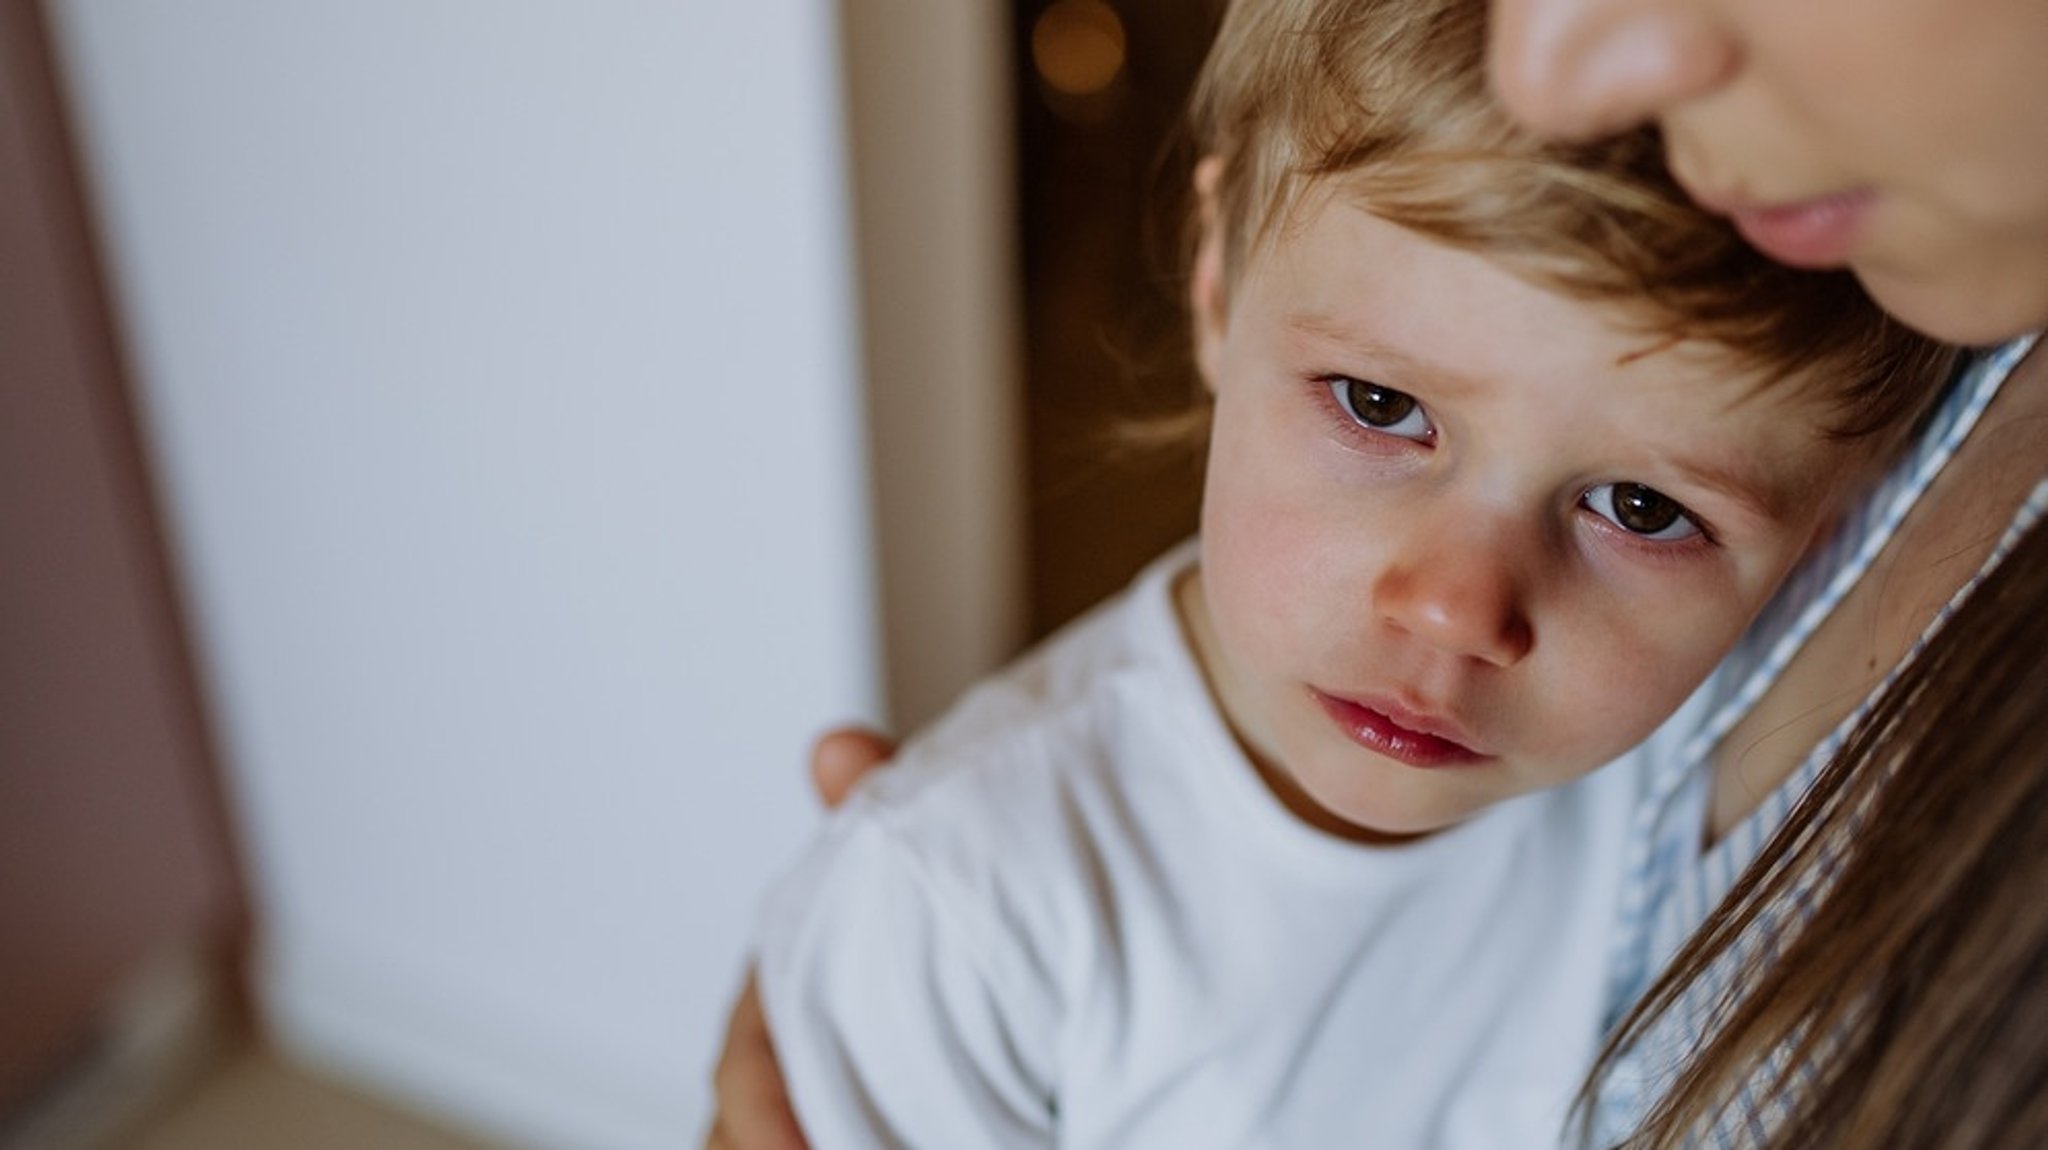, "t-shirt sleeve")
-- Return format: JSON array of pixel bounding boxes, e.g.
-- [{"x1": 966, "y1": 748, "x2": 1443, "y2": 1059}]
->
[{"x1": 753, "y1": 798, "x2": 1059, "y2": 1149}]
